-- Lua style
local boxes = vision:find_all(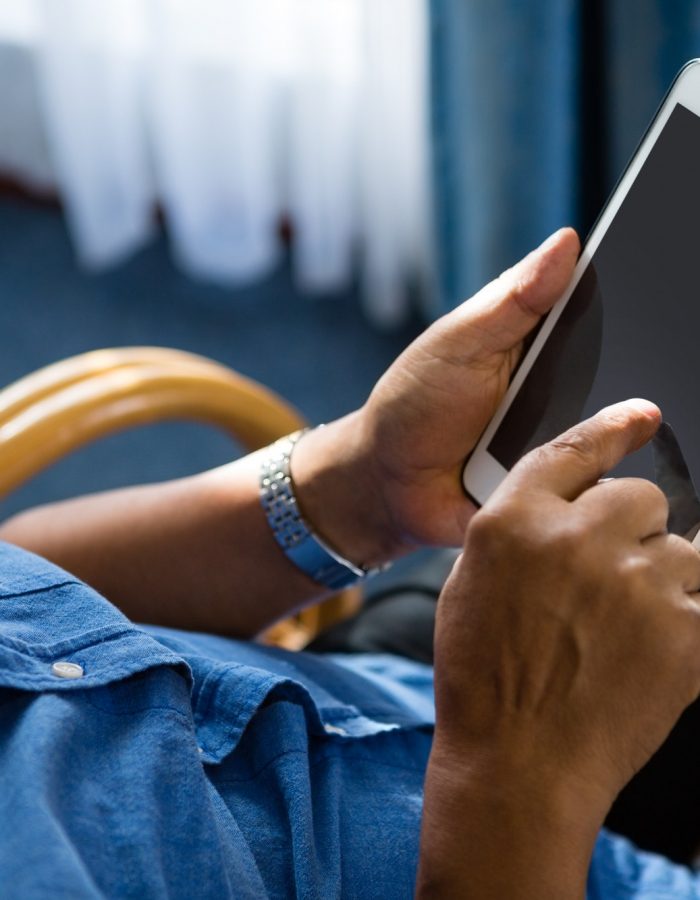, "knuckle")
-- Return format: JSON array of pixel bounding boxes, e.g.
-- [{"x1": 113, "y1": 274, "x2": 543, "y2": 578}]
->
[
  {"x1": 465, "y1": 506, "x2": 507, "y2": 547},
  {"x1": 544, "y1": 429, "x2": 598, "y2": 466},
  {"x1": 499, "y1": 271, "x2": 531, "y2": 314},
  {"x1": 615, "y1": 478, "x2": 669, "y2": 527},
  {"x1": 665, "y1": 533, "x2": 692, "y2": 556},
  {"x1": 595, "y1": 404, "x2": 642, "y2": 435},
  {"x1": 555, "y1": 517, "x2": 589, "y2": 554},
  {"x1": 596, "y1": 406, "x2": 629, "y2": 429},
  {"x1": 651, "y1": 533, "x2": 700, "y2": 574},
  {"x1": 466, "y1": 499, "x2": 532, "y2": 555},
  {"x1": 617, "y1": 553, "x2": 657, "y2": 592},
  {"x1": 583, "y1": 477, "x2": 668, "y2": 533},
  {"x1": 670, "y1": 535, "x2": 700, "y2": 578},
  {"x1": 496, "y1": 257, "x2": 554, "y2": 324},
  {"x1": 637, "y1": 479, "x2": 669, "y2": 515},
  {"x1": 470, "y1": 495, "x2": 585, "y2": 563}
]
